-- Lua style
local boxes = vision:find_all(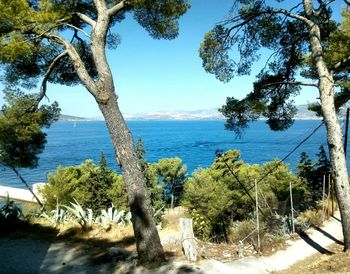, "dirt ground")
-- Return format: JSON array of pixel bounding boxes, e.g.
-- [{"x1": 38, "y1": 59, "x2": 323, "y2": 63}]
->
[
  {"x1": 1, "y1": 204, "x2": 349, "y2": 273},
  {"x1": 277, "y1": 243, "x2": 350, "y2": 274}
]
